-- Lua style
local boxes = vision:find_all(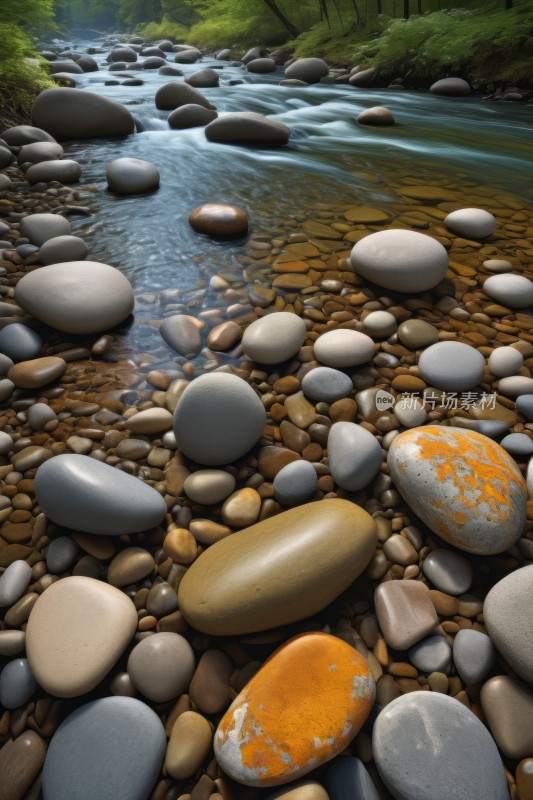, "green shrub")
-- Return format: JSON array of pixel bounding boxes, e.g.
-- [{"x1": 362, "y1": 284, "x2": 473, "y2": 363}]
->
[{"x1": 0, "y1": 24, "x2": 55, "y2": 127}]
